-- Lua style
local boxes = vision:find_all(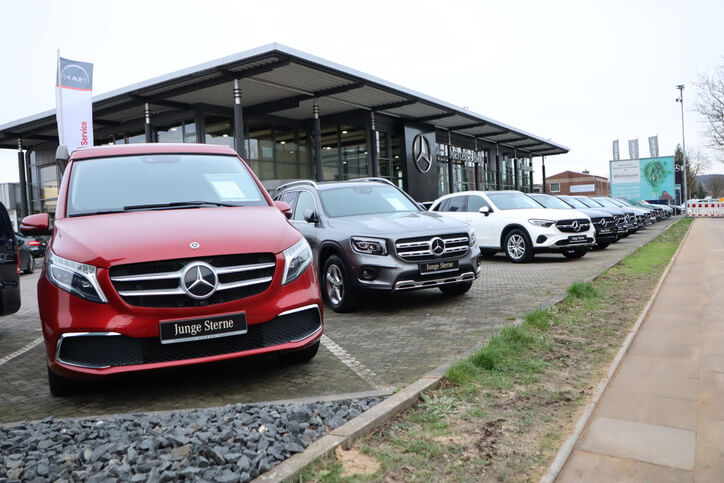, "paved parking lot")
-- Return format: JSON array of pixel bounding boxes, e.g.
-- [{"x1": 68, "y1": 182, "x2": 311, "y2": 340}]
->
[{"x1": 0, "y1": 219, "x2": 677, "y2": 423}]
